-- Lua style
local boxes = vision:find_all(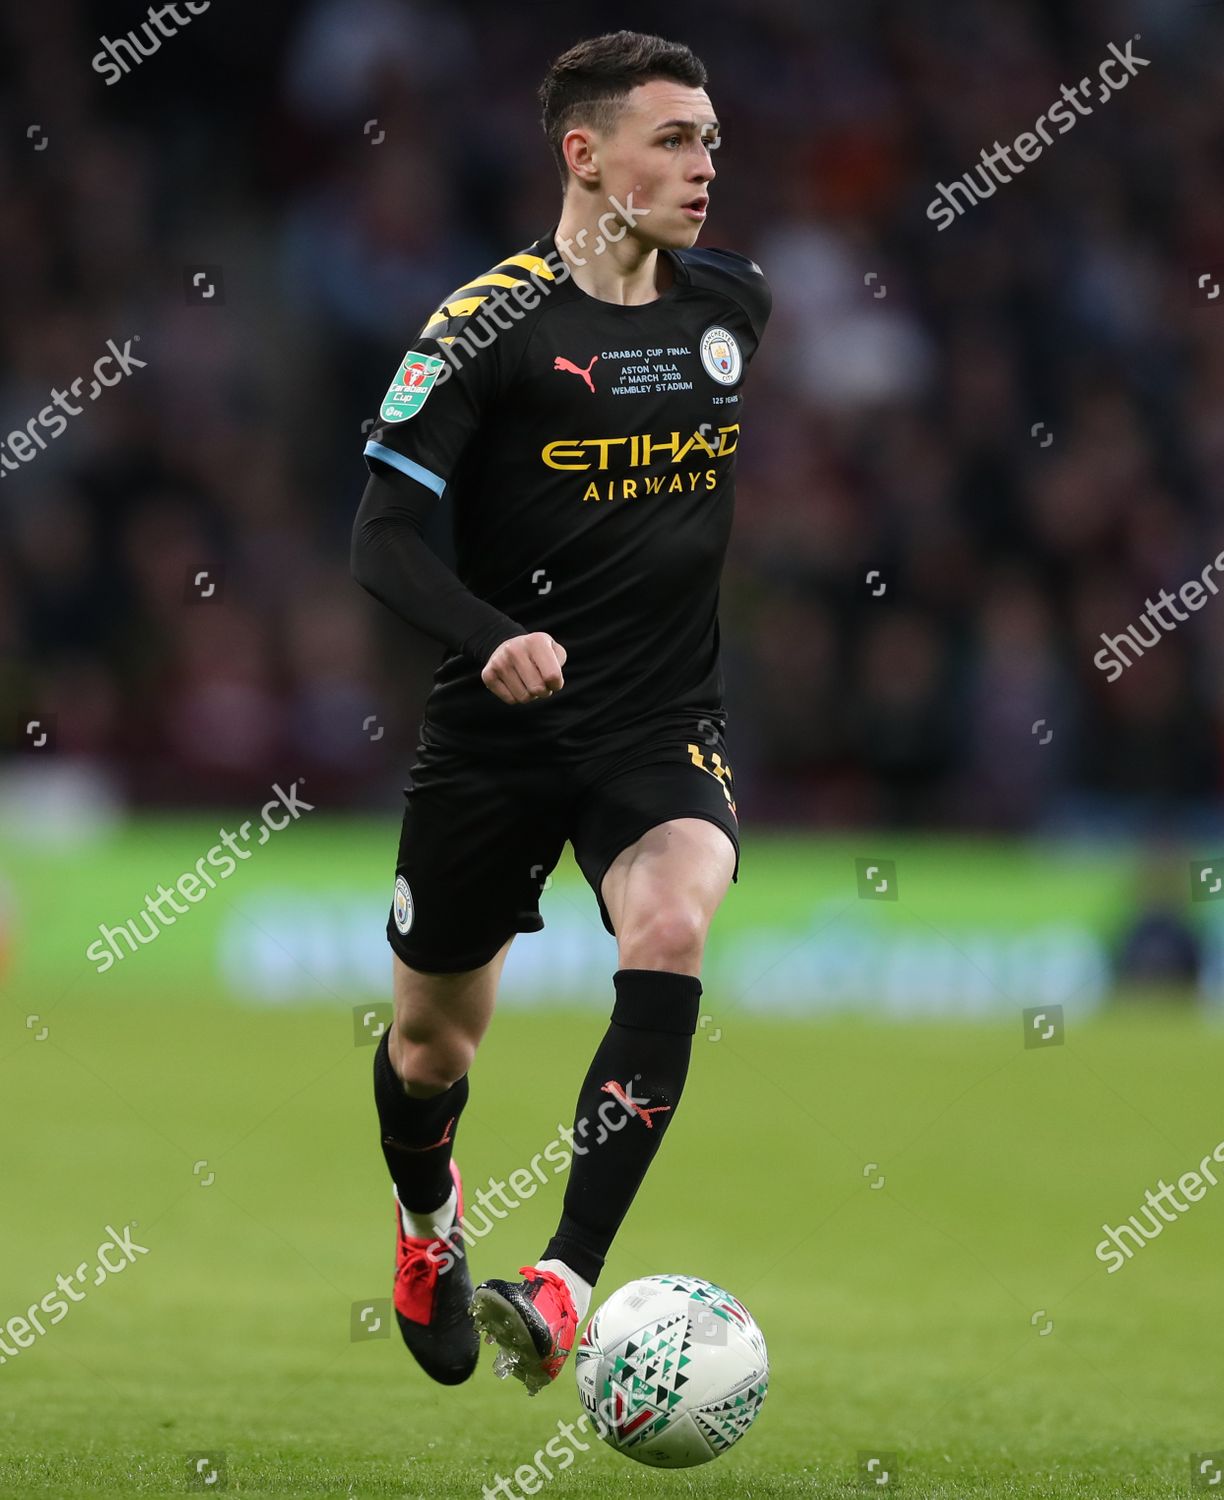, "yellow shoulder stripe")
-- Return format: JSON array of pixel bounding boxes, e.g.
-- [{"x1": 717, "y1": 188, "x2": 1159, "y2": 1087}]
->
[
  {"x1": 420, "y1": 248, "x2": 555, "y2": 334},
  {"x1": 449, "y1": 272, "x2": 525, "y2": 296},
  {"x1": 435, "y1": 294, "x2": 488, "y2": 320},
  {"x1": 420, "y1": 295, "x2": 487, "y2": 335},
  {"x1": 500, "y1": 253, "x2": 556, "y2": 281}
]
